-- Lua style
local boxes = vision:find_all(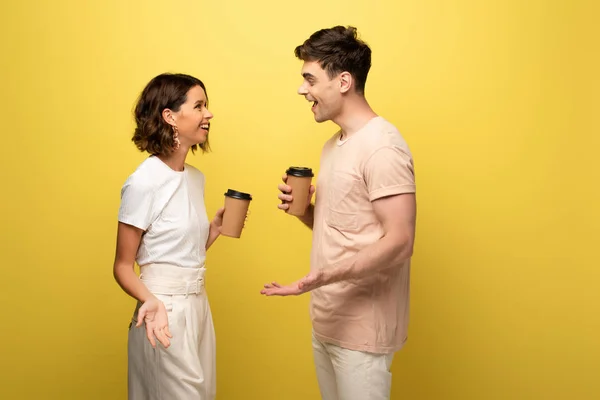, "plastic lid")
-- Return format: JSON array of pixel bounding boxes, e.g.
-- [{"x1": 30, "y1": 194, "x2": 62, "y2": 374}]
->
[
  {"x1": 286, "y1": 166, "x2": 314, "y2": 177},
  {"x1": 224, "y1": 189, "x2": 252, "y2": 201}
]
